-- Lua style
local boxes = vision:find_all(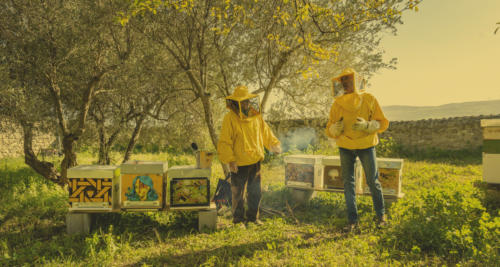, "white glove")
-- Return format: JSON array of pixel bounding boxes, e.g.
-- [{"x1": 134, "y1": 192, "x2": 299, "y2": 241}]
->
[
  {"x1": 351, "y1": 117, "x2": 380, "y2": 133},
  {"x1": 270, "y1": 144, "x2": 282, "y2": 155},
  {"x1": 365, "y1": 120, "x2": 380, "y2": 133},
  {"x1": 329, "y1": 121, "x2": 343, "y2": 137},
  {"x1": 351, "y1": 117, "x2": 368, "y2": 131}
]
